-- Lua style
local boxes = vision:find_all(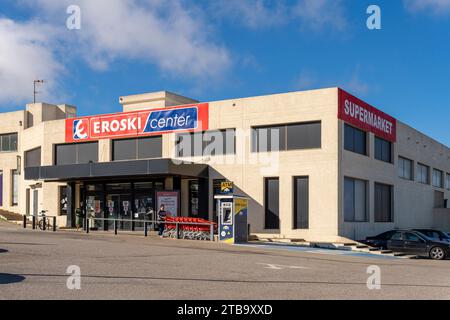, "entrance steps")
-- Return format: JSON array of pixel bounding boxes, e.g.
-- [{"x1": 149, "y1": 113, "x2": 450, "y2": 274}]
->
[{"x1": 249, "y1": 235, "x2": 418, "y2": 259}]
